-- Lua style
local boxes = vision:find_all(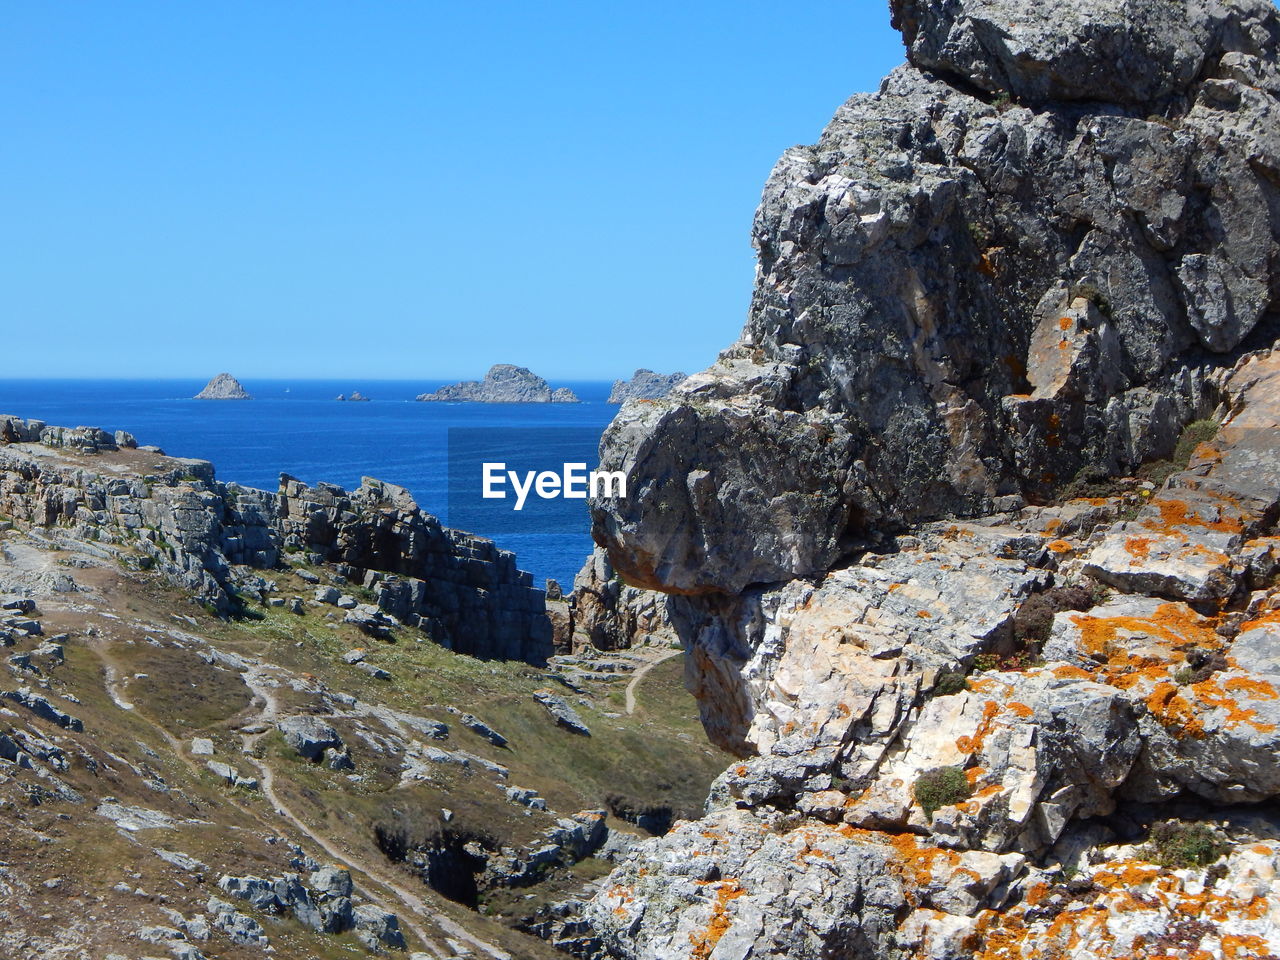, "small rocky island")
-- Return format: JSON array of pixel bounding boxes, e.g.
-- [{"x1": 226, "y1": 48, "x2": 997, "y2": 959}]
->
[
  {"x1": 607, "y1": 368, "x2": 686, "y2": 403},
  {"x1": 336, "y1": 391, "x2": 370, "y2": 402},
  {"x1": 194, "y1": 373, "x2": 251, "y2": 400},
  {"x1": 416, "y1": 364, "x2": 579, "y2": 403}
]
